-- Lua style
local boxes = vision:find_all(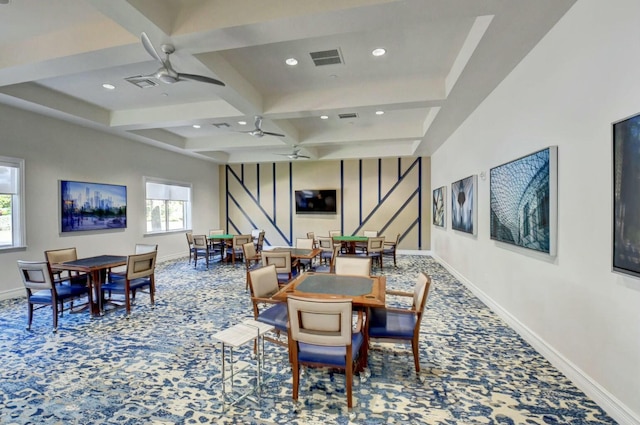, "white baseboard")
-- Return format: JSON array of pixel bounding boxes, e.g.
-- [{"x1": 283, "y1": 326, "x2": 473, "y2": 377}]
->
[
  {"x1": 431, "y1": 253, "x2": 639, "y2": 425},
  {"x1": 0, "y1": 287, "x2": 25, "y2": 301}
]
